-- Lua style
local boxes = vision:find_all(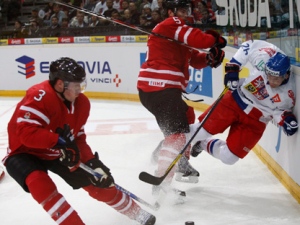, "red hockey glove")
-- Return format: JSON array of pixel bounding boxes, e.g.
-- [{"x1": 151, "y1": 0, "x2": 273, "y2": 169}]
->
[
  {"x1": 281, "y1": 111, "x2": 298, "y2": 136},
  {"x1": 206, "y1": 47, "x2": 225, "y2": 68},
  {"x1": 55, "y1": 124, "x2": 80, "y2": 169},
  {"x1": 85, "y1": 152, "x2": 115, "y2": 188},
  {"x1": 205, "y1": 29, "x2": 227, "y2": 48},
  {"x1": 224, "y1": 62, "x2": 240, "y2": 91}
]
